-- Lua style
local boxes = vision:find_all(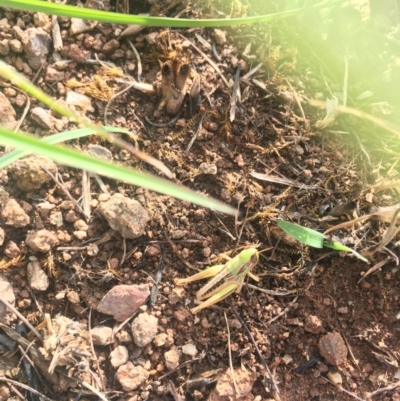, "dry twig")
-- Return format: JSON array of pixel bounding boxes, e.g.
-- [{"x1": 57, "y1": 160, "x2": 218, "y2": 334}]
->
[
  {"x1": 230, "y1": 65, "x2": 241, "y2": 122},
  {"x1": 366, "y1": 381, "x2": 400, "y2": 399},
  {"x1": 0, "y1": 295, "x2": 42, "y2": 341},
  {"x1": 178, "y1": 33, "x2": 229, "y2": 87},
  {"x1": 228, "y1": 302, "x2": 281, "y2": 401},
  {"x1": 127, "y1": 39, "x2": 142, "y2": 82},
  {"x1": 0, "y1": 376, "x2": 55, "y2": 401},
  {"x1": 224, "y1": 312, "x2": 239, "y2": 395},
  {"x1": 186, "y1": 114, "x2": 206, "y2": 154},
  {"x1": 89, "y1": 308, "x2": 106, "y2": 391},
  {"x1": 164, "y1": 230, "x2": 197, "y2": 271},
  {"x1": 320, "y1": 376, "x2": 366, "y2": 401}
]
